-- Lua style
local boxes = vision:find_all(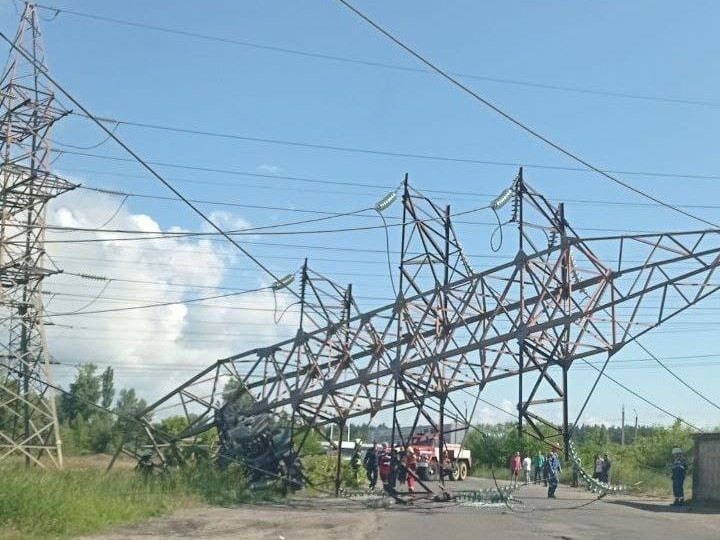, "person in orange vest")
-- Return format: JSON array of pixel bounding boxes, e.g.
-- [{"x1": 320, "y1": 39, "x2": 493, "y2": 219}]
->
[{"x1": 405, "y1": 447, "x2": 418, "y2": 493}]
